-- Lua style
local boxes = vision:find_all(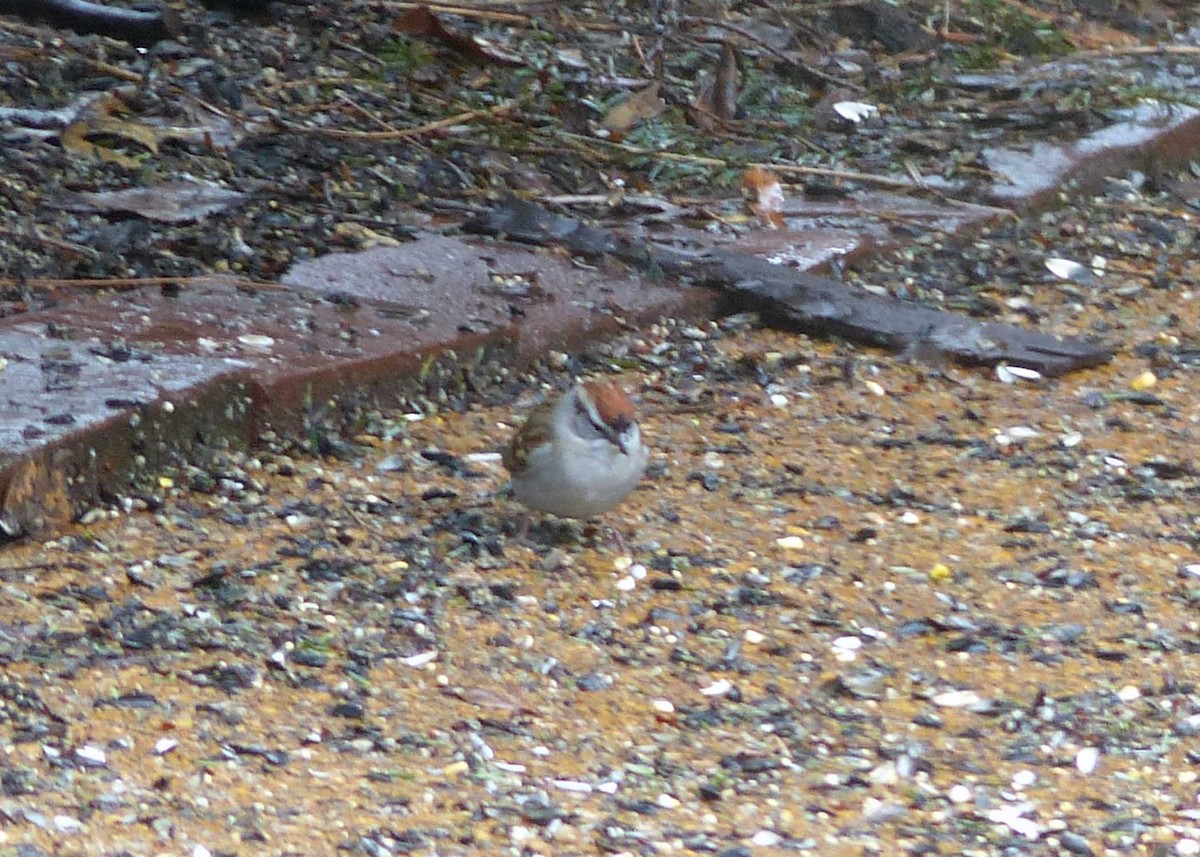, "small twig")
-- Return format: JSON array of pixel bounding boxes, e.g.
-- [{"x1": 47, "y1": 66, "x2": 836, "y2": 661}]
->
[
  {"x1": 336, "y1": 93, "x2": 400, "y2": 133},
  {"x1": 1070, "y1": 44, "x2": 1200, "y2": 60},
  {"x1": 554, "y1": 131, "x2": 729, "y2": 167},
  {"x1": 375, "y1": 2, "x2": 533, "y2": 24},
  {"x1": 282, "y1": 101, "x2": 516, "y2": 140},
  {"x1": 681, "y1": 15, "x2": 858, "y2": 91},
  {"x1": 751, "y1": 161, "x2": 918, "y2": 190},
  {"x1": 1, "y1": 275, "x2": 284, "y2": 291}
]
